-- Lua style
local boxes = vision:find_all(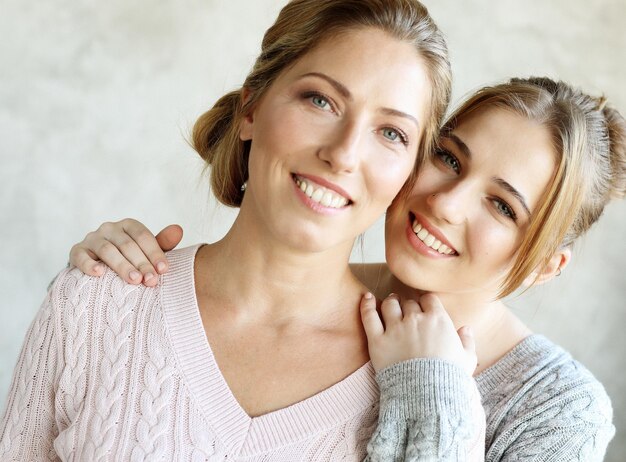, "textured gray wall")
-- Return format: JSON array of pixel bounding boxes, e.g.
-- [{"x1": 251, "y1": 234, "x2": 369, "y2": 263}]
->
[{"x1": 1, "y1": 0, "x2": 624, "y2": 459}]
